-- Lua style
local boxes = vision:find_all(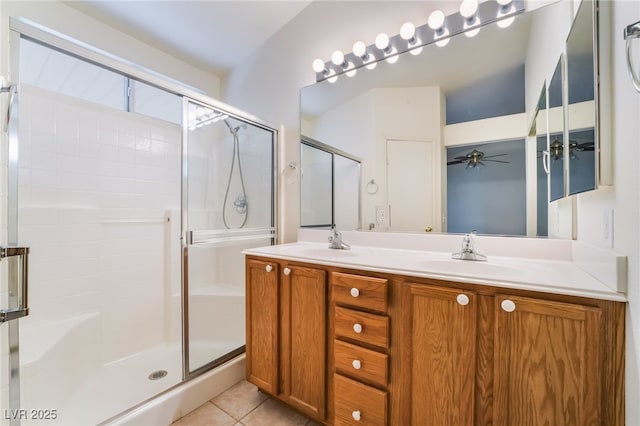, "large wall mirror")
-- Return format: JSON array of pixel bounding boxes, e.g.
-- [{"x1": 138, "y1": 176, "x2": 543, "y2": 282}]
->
[{"x1": 300, "y1": 0, "x2": 601, "y2": 237}]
